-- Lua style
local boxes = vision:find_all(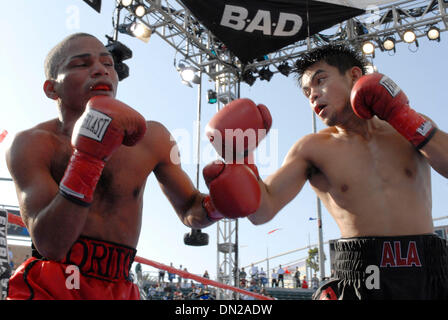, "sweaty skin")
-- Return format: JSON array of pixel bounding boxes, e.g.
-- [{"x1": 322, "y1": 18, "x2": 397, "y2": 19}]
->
[
  {"x1": 6, "y1": 36, "x2": 212, "y2": 261},
  {"x1": 249, "y1": 61, "x2": 448, "y2": 238}
]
